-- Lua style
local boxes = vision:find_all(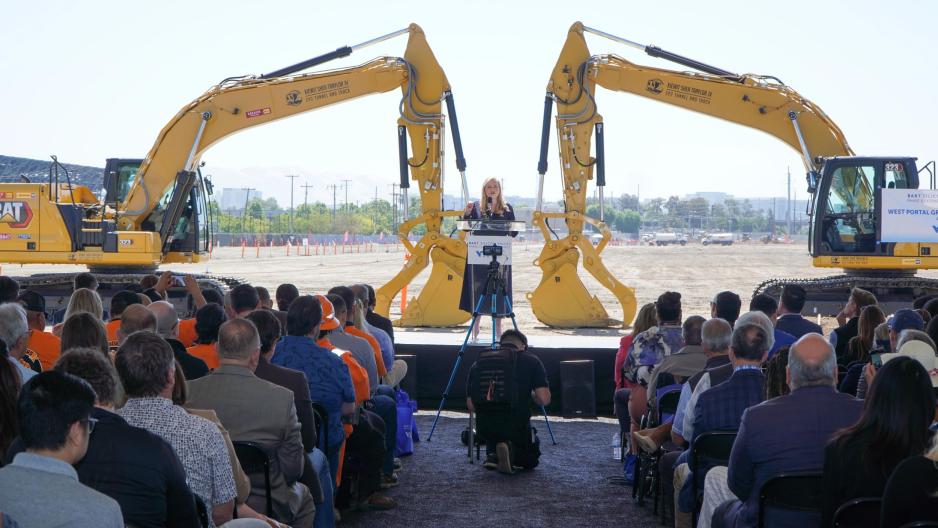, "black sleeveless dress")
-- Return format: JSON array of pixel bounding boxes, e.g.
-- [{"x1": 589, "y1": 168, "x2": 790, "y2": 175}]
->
[{"x1": 458, "y1": 202, "x2": 515, "y2": 316}]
